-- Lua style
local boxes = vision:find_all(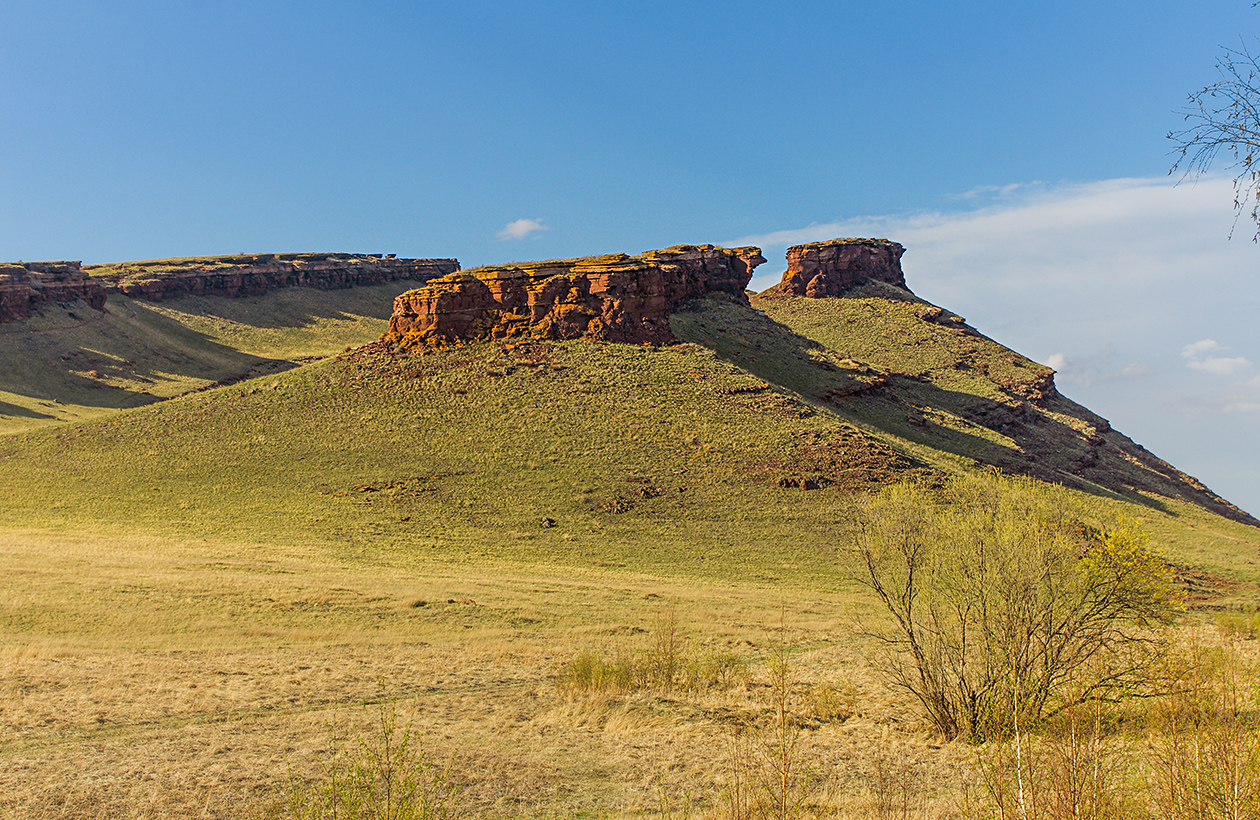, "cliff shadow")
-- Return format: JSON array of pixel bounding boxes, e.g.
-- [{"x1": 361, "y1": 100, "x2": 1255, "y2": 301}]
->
[
  {"x1": 0, "y1": 399, "x2": 55, "y2": 421},
  {"x1": 669, "y1": 294, "x2": 1180, "y2": 515},
  {"x1": 133, "y1": 279, "x2": 428, "y2": 330},
  {"x1": 0, "y1": 299, "x2": 302, "y2": 413}
]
